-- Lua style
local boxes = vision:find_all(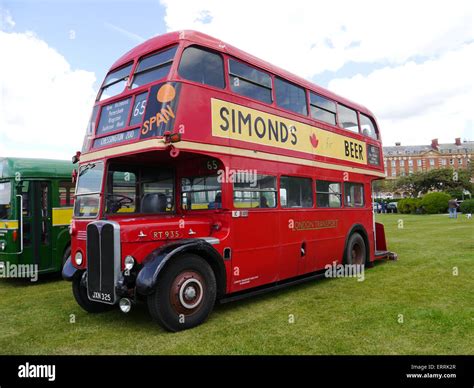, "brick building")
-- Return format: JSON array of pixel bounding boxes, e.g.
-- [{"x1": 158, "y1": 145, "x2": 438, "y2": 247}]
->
[{"x1": 383, "y1": 138, "x2": 473, "y2": 179}]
